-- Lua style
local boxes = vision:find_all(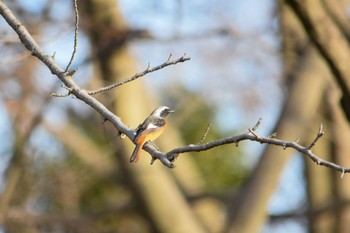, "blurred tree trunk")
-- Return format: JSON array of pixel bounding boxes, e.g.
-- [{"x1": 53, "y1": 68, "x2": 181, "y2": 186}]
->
[
  {"x1": 284, "y1": 0, "x2": 350, "y2": 232},
  {"x1": 80, "y1": 0, "x2": 221, "y2": 232},
  {"x1": 329, "y1": 86, "x2": 350, "y2": 233},
  {"x1": 225, "y1": 1, "x2": 328, "y2": 232},
  {"x1": 304, "y1": 80, "x2": 350, "y2": 233},
  {"x1": 304, "y1": 110, "x2": 335, "y2": 233},
  {"x1": 285, "y1": 0, "x2": 350, "y2": 122},
  {"x1": 322, "y1": 2, "x2": 350, "y2": 233}
]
